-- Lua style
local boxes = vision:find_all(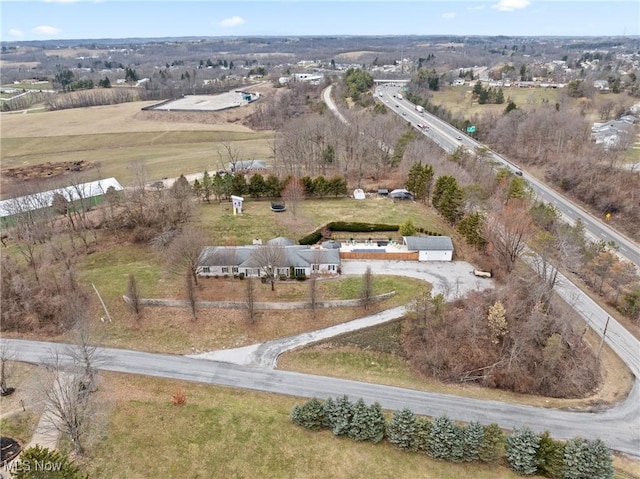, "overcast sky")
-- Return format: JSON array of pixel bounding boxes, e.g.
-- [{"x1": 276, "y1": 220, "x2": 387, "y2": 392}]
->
[{"x1": 2, "y1": 0, "x2": 639, "y2": 42}]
